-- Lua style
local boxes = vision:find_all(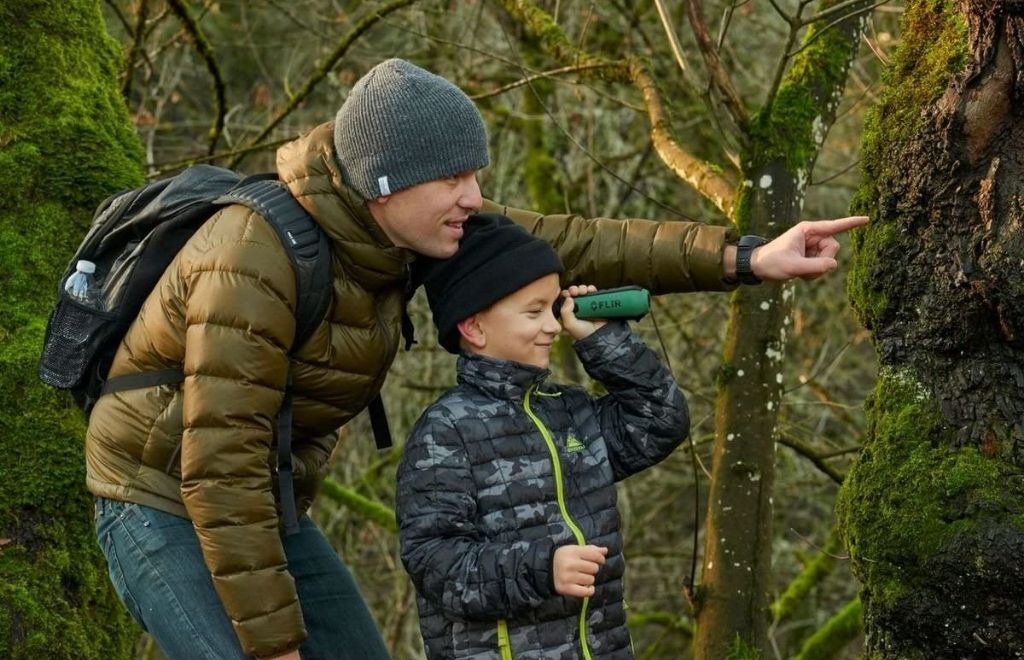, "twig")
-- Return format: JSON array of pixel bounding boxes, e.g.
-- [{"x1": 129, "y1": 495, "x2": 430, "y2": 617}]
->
[
  {"x1": 121, "y1": 0, "x2": 149, "y2": 101},
  {"x1": 653, "y1": 0, "x2": 690, "y2": 73},
  {"x1": 469, "y1": 62, "x2": 616, "y2": 100},
  {"x1": 789, "y1": 0, "x2": 886, "y2": 59},
  {"x1": 150, "y1": 136, "x2": 296, "y2": 178},
  {"x1": 778, "y1": 434, "x2": 845, "y2": 484},
  {"x1": 166, "y1": 0, "x2": 226, "y2": 156},
  {"x1": 231, "y1": 0, "x2": 420, "y2": 169},
  {"x1": 764, "y1": 0, "x2": 807, "y2": 114},
  {"x1": 801, "y1": 0, "x2": 880, "y2": 27},
  {"x1": 684, "y1": 0, "x2": 750, "y2": 135},
  {"x1": 103, "y1": 0, "x2": 132, "y2": 34}
]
